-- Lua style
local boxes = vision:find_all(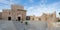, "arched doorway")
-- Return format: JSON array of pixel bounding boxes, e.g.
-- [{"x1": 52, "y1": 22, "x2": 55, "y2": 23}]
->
[
  {"x1": 8, "y1": 17, "x2": 11, "y2": 21},
  {"x1": 18, "y1": 17, "x2": 21, "y2": 21}
]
